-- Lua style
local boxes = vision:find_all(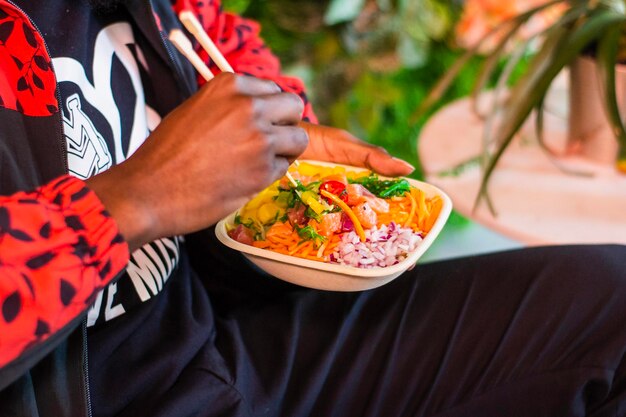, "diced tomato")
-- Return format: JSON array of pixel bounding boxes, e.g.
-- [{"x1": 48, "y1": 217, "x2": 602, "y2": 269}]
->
[
  {"x1": 319, "y1": 180, "x2": 348, "y2": 203},
  {"x1": 321, "y1": 174, "x2": 348, "y2": 185}
]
